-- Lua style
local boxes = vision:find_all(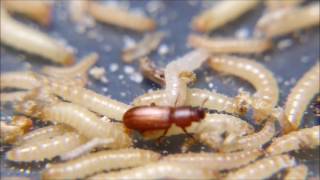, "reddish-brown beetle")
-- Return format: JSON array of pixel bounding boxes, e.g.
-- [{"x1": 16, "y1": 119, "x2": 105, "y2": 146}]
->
[{"x1": 123, "y1": 106, "x2": 206, "y2": 138}]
